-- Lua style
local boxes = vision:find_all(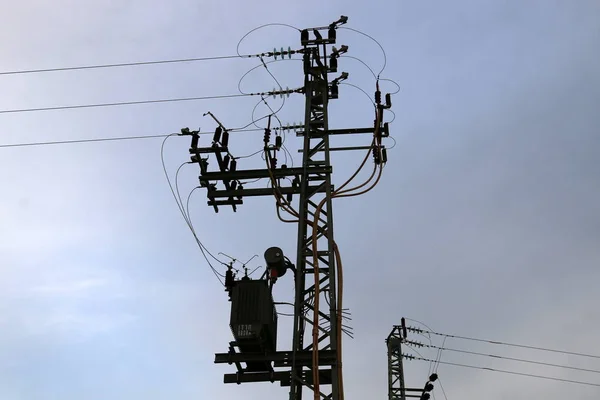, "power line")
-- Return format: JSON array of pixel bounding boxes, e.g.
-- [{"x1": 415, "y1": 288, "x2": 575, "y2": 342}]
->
[
  {"x1": 405, "y1": 340, "x2": 600, "y2": 375},
  {"x1": 0, "y1": 134, "x2": 169, "y2": 148},
  {"x1": 161, "y1": 135, "x2": 225, "y2": 284},
  {"x1": 0, "y1": 93, "x2": 251, "y2": 115},
  {"x1": 407, "y1": 327, "x2": 600, "y2": 360},
  {"x1": 0, "y1": 54, "x2": 272, "y2": 77},
  {"x1": 437, "y1": 377, "x2": 449, "y2": 400},
  {"x1": 0, "y1": 128, "x2": 264, "y2": 149},
  {"x1": 407, "y1": 356, "x2": 600, "y2": 388}
]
